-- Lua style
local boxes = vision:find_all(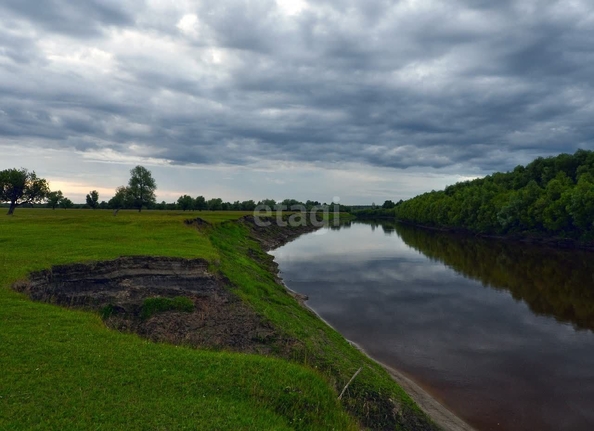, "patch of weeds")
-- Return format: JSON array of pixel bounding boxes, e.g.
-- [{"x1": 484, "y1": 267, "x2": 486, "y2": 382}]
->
[
  {"x1": 100, "y1": 304, "x2": 115, "y2": 320},
  {"x1": 141, "y1": 296, "x2": 194, "y2": 320}
]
